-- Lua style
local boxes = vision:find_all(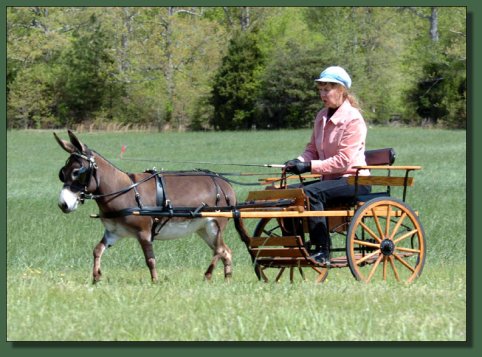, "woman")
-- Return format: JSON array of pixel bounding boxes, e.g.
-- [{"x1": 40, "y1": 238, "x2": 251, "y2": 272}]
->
[{"x1": 284, "y1": 66, "x2": 371, "y2": 265}]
